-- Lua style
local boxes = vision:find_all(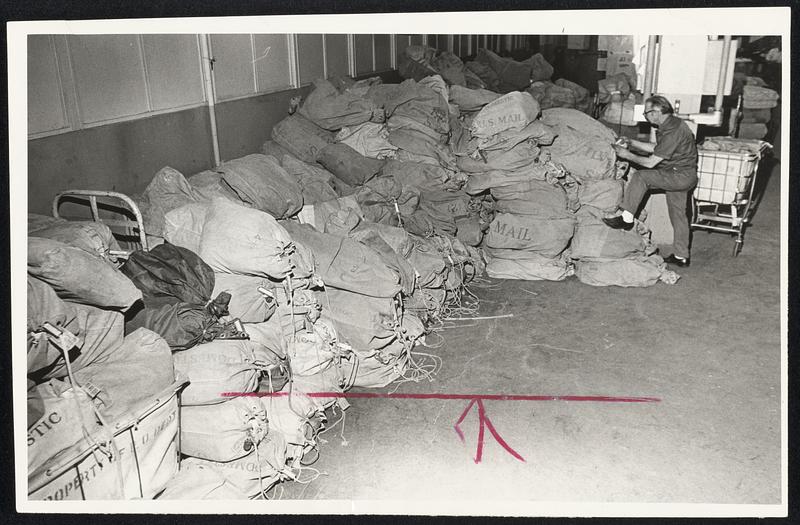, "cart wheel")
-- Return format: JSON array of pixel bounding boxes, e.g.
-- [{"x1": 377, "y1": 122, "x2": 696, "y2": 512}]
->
[{"x1": 732, "y1": 239, "x2": 743, "y2": 257}]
